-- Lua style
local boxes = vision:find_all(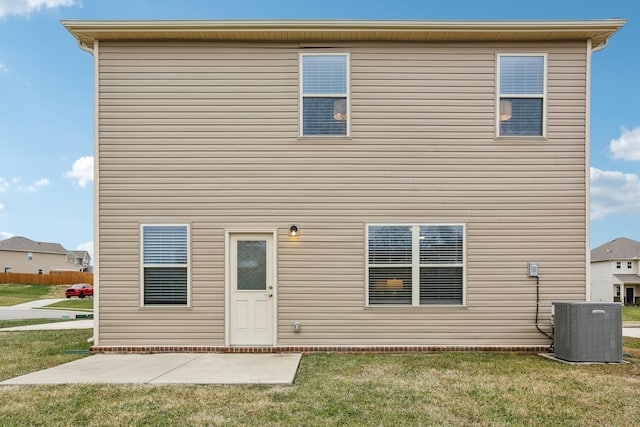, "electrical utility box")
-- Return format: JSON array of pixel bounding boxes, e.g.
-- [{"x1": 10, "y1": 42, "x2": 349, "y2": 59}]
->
[{"x1": 552, "y1": 302, "x2": 622, "y2": 363}]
